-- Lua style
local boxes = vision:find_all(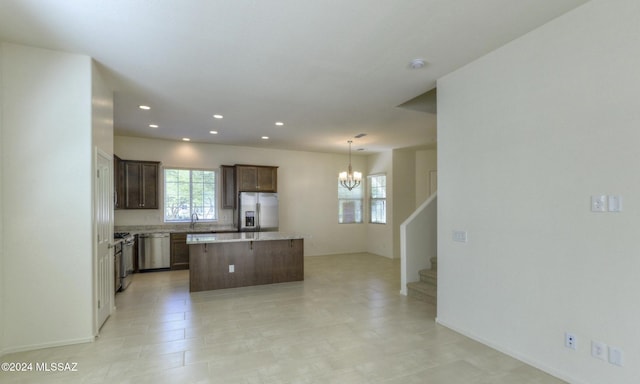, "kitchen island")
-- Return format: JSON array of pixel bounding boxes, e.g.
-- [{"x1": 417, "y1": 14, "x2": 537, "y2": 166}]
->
[{"x1": 187, "y1": 232, "x2": 304, "y2": 292}]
